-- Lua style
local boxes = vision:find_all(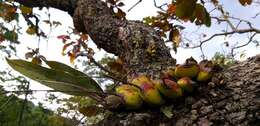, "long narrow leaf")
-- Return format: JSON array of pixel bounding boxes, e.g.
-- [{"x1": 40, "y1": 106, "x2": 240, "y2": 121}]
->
[
  {"x1": 44, "y1": 60, "x2": 103, "y2": 91},
  {"x1": 6, "y1": 59, "x2": 103, "y2": 96}
]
